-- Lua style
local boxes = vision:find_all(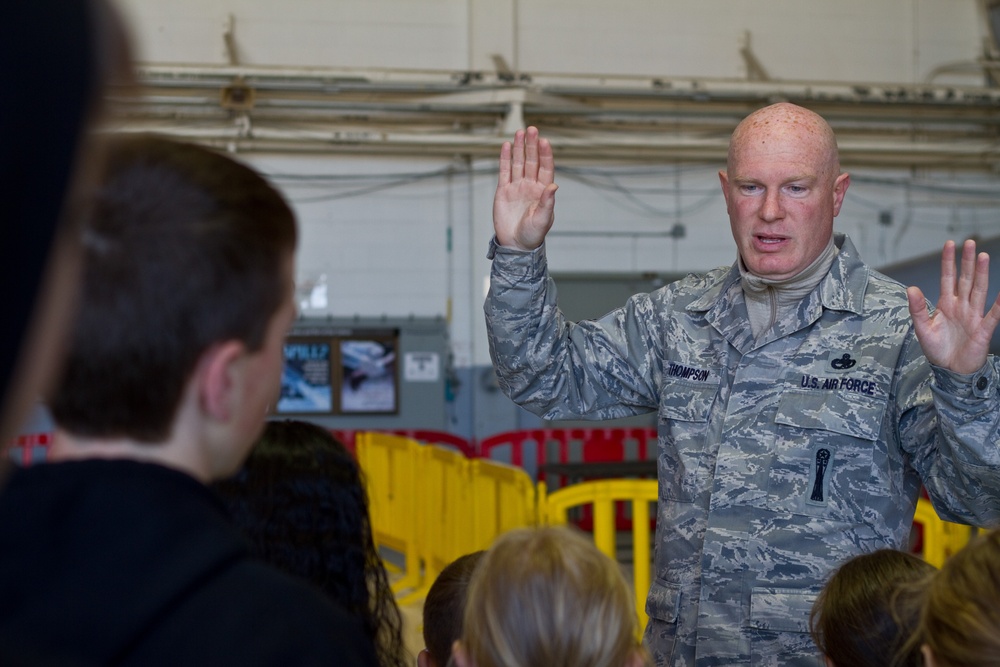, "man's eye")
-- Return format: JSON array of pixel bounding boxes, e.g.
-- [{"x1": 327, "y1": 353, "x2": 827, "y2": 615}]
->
[{"x1": 740, "y1": 184, "x2": 761, "y2": 195}]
